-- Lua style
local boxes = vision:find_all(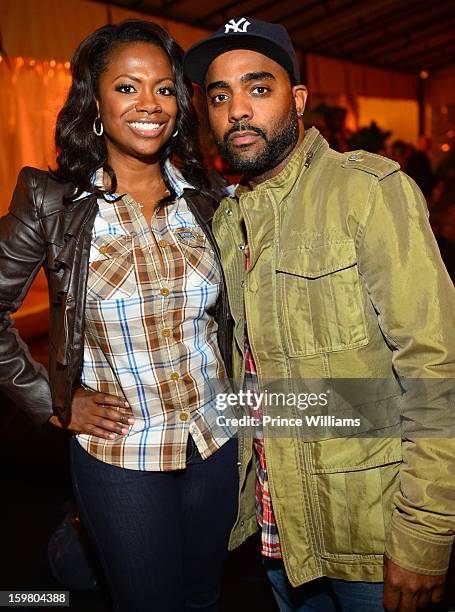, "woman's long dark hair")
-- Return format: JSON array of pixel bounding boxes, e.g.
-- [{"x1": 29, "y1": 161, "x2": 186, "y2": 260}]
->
[{"x1": 51, "y1": 20, "x2": 210, "y2": 201}]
